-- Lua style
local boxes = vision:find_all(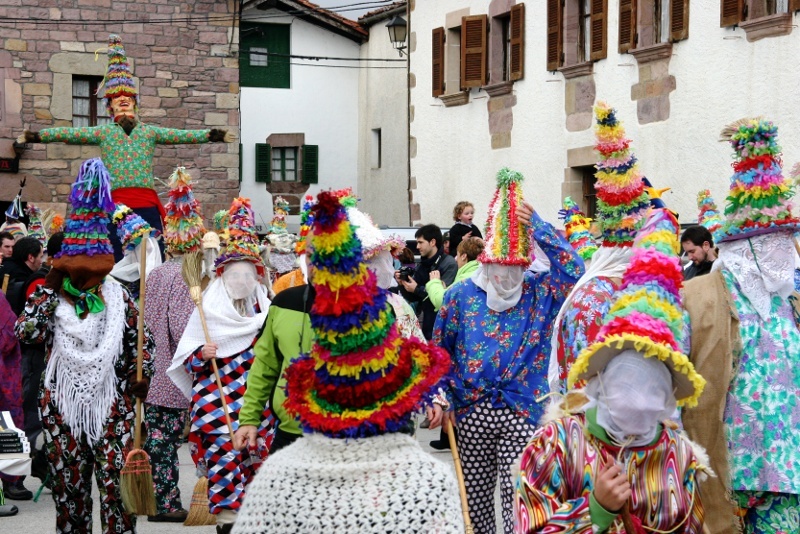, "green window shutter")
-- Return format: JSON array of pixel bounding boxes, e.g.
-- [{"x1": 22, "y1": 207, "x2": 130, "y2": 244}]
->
[
  {"x1": 241, "y1": 22, "x2": 291, "y2": 89},
  {"x1": 302, "y1": 145, "x2": 319, "y2": 184},
  {"x1": 255, "y1": 143, "x2": 272, "y2": 183},
  {"x1": 238, "y1": 143, "x2": 242, "y2": 183}
]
